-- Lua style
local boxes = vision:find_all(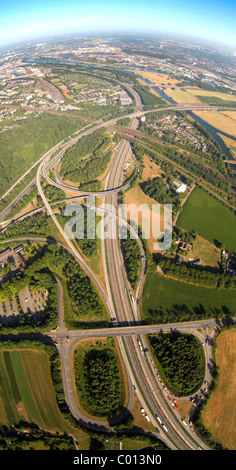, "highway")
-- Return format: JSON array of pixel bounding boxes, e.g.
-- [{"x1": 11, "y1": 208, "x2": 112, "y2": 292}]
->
[
  {"x1": 95, "y1": 116, "x2": 211, "y2": 449},
  {"x1": 0, "y1": 102, "x2": 223, "y2": 227},
  {"x1": 0, "y1": 80, "x2": 227, "y2": 449},
  {"x1": 0, "y1": 233, "x2": 231, "y2": 449},
  {"x1": 37, "y1": 129, "x2": 210, "y2": 449}
]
